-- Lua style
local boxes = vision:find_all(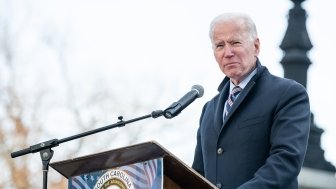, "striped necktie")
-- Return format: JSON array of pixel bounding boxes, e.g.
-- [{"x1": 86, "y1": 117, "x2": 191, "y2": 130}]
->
[{"x1": 224, "y1": 86, "x2": 242, "y2": 120}]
